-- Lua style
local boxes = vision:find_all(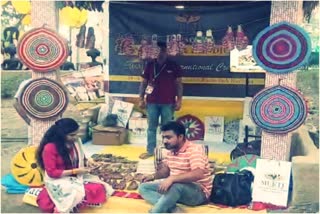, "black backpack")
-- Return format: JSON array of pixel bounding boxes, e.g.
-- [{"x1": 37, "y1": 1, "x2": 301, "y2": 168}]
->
[
  {"x1": 210, "y1": 170, "x2": 254, "y2": 207},
  {"x1": 230, "y1": 140, "x2": 261, "y2": 160}
]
